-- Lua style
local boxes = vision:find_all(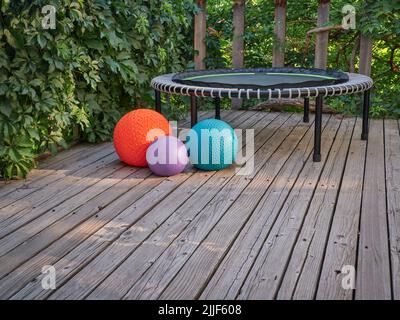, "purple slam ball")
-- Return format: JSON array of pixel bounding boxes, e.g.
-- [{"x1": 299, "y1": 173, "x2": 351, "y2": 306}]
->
[{"x1": 146, "y1": 136, "x2": 189, "y2": 176}]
